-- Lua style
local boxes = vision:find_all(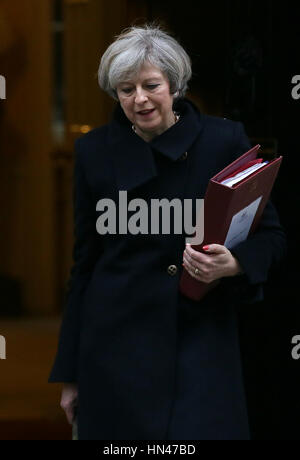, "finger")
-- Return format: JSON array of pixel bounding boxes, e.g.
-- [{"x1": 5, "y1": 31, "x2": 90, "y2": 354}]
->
[
  {"x1": 184, "y1": 261, "x2": 211, "y2": 283},
  {"x1": 183, "y1": 253, "x2": 199, "y2": 274},
  {"x1": 183, "y1": 255, "x2": 204, "y2": 280},
  {"x1": 183, "y1": 248, "x2": 193, "y2": 265},
  {"x1": 202, "y1": 244, "x2": 227, "y2": 254},
  {"x1": 61, "y1": 400, "x2": 77, "y2": 425},
  {"x1": 185, "y1": 264, "x2": 207, "y2": 282},
  {"x1": 65, "y1": 407, "x2": 74, "y2": 425},
  {"x1": 183, "y1": 249, "x2": 202, "y2": 271},
  {"x1": 184, "y1": 264, "x2": 201, "y2": 280},
  {"x1": 185, "y1": 244, "x2": 207, "y2": 263}
]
